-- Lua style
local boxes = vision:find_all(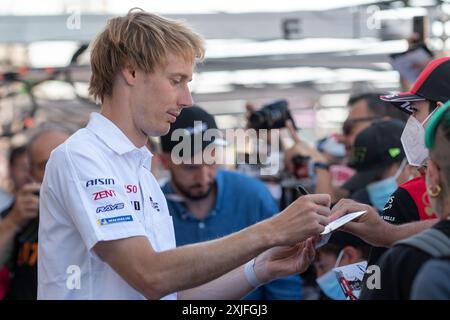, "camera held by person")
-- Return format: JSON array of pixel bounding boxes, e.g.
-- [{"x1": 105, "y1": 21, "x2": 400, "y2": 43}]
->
[{"x1": 248, "y1": 99, "x2": 296, "y2": 130}]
